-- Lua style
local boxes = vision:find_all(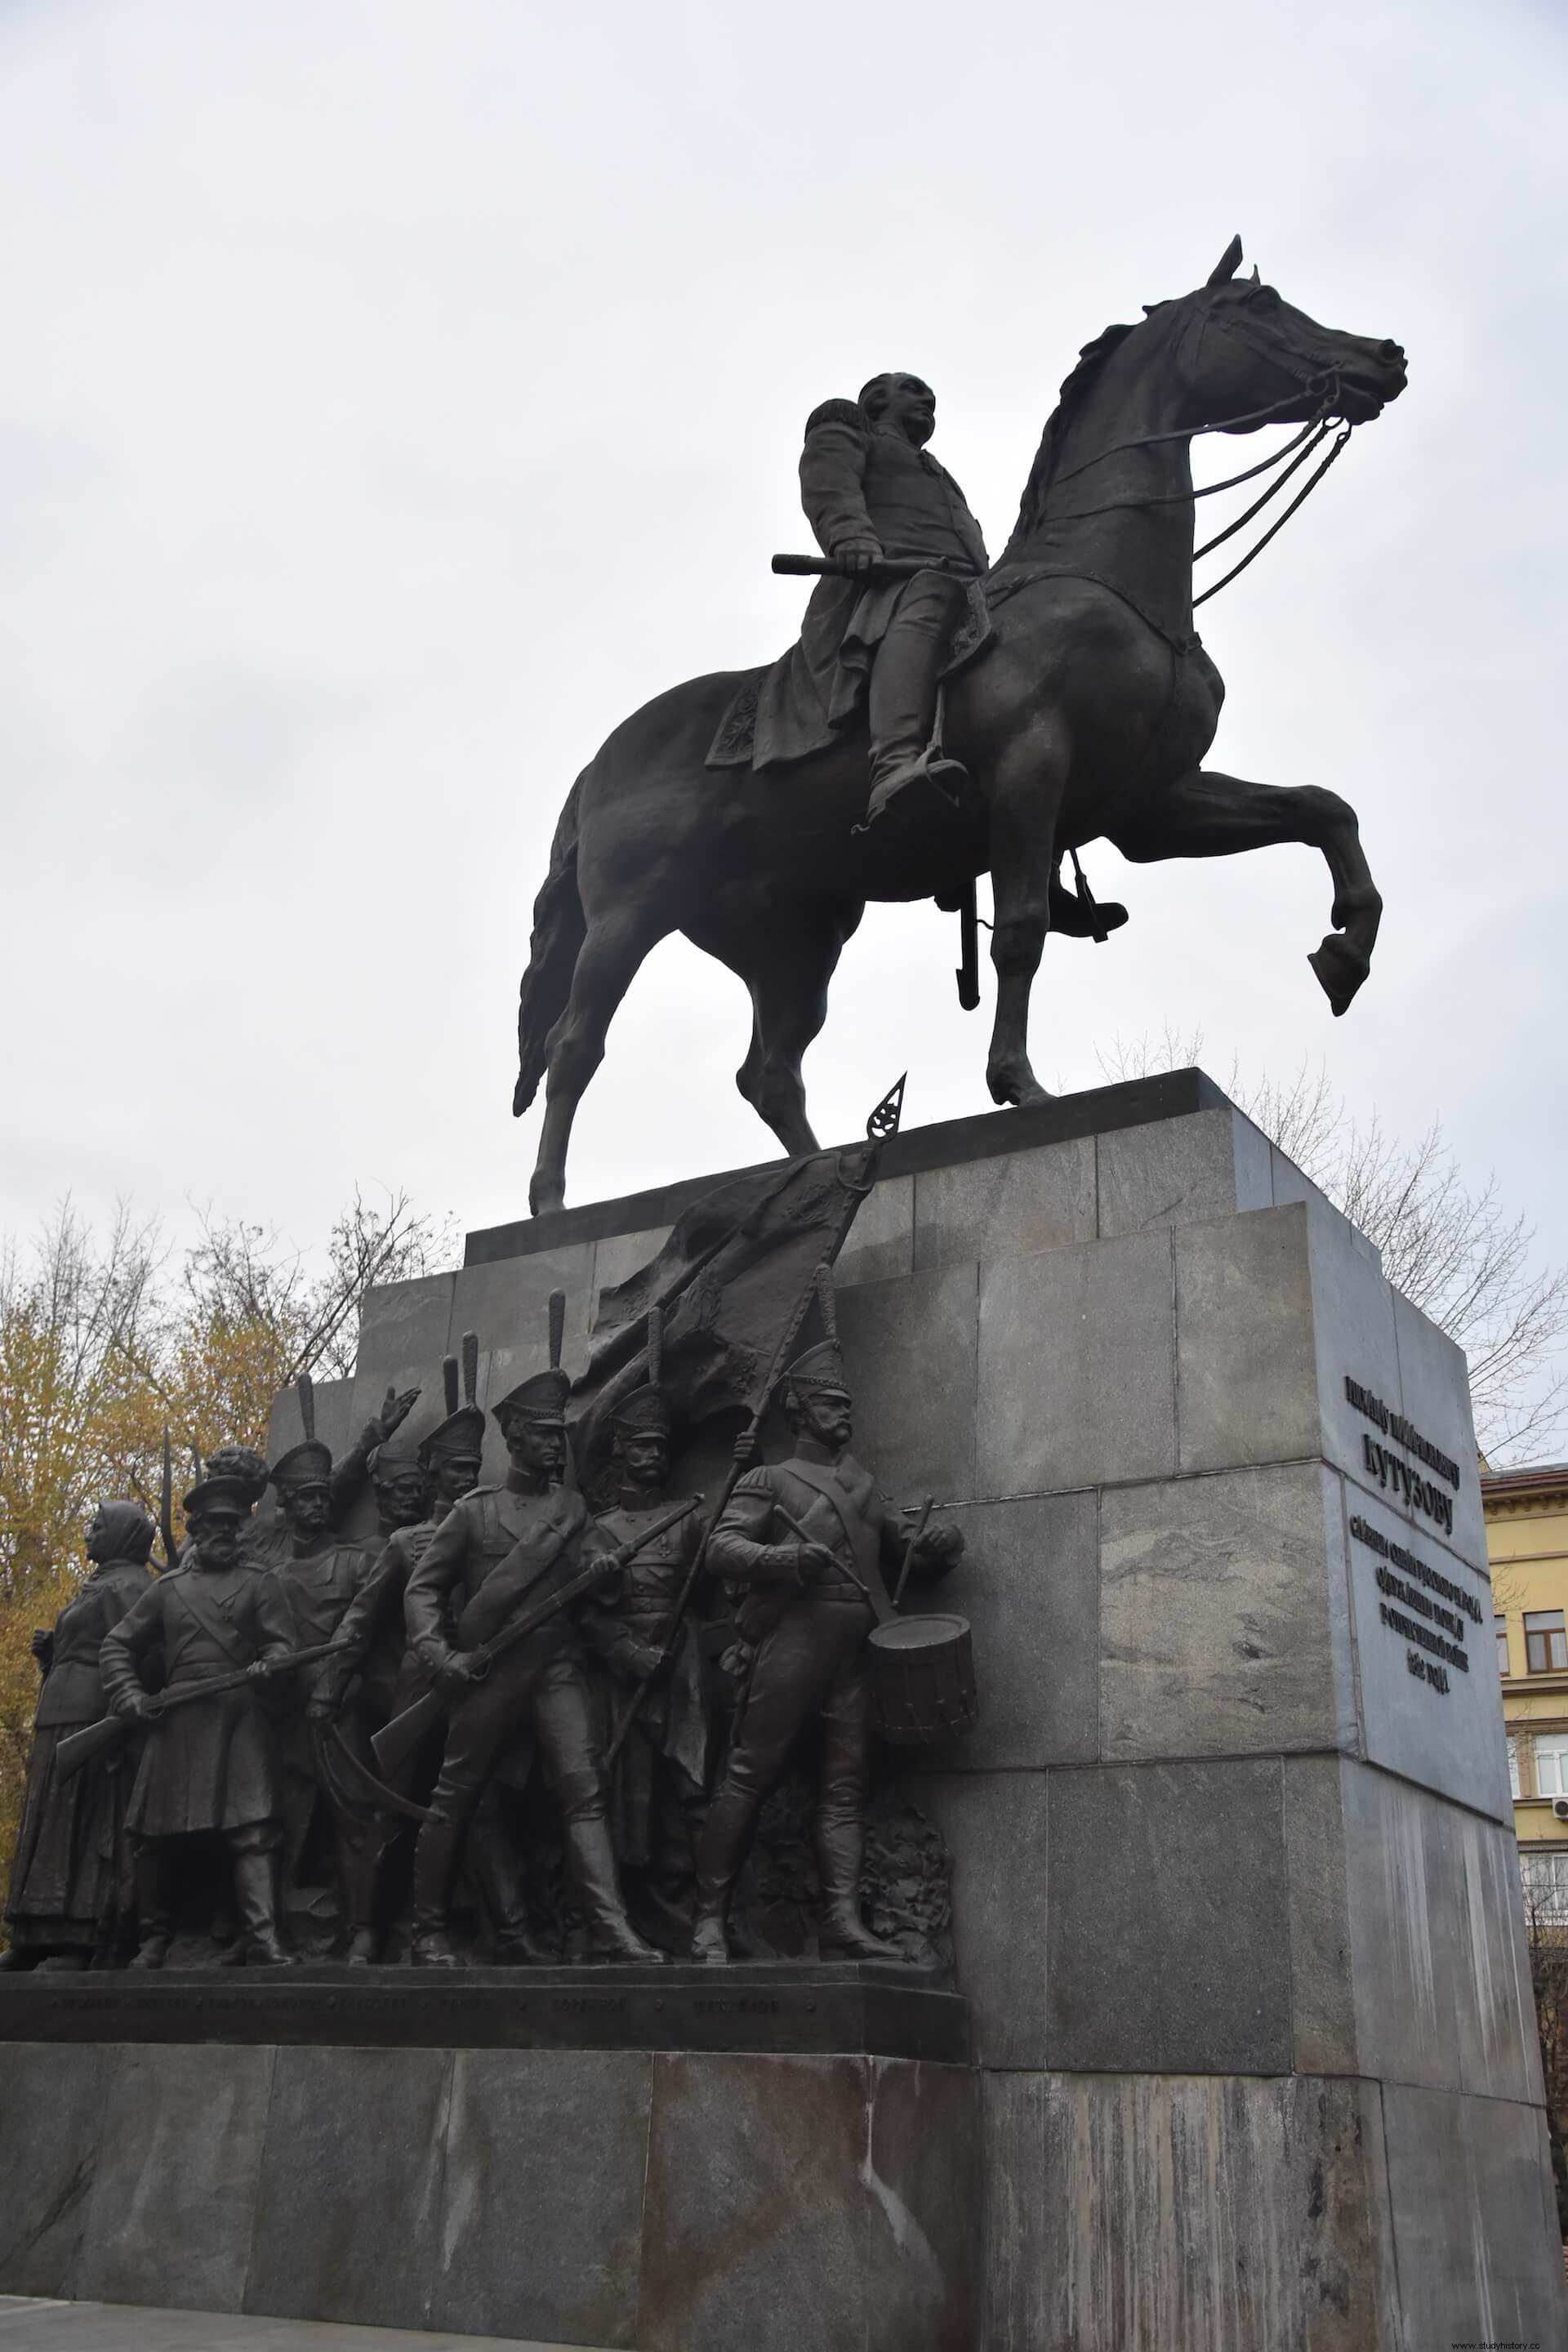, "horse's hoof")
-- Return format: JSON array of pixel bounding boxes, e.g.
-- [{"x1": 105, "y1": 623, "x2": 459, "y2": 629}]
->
[
  {"x1": 528, "y1": 1181, "x2": 566, "y2": 1218},
  {"x1": 987, "y1": 1067, "x2": 1054, "y2": 1109},
  {"x1": 1307, "y1": 935, "x2": 1370, "y2": 1018}
]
